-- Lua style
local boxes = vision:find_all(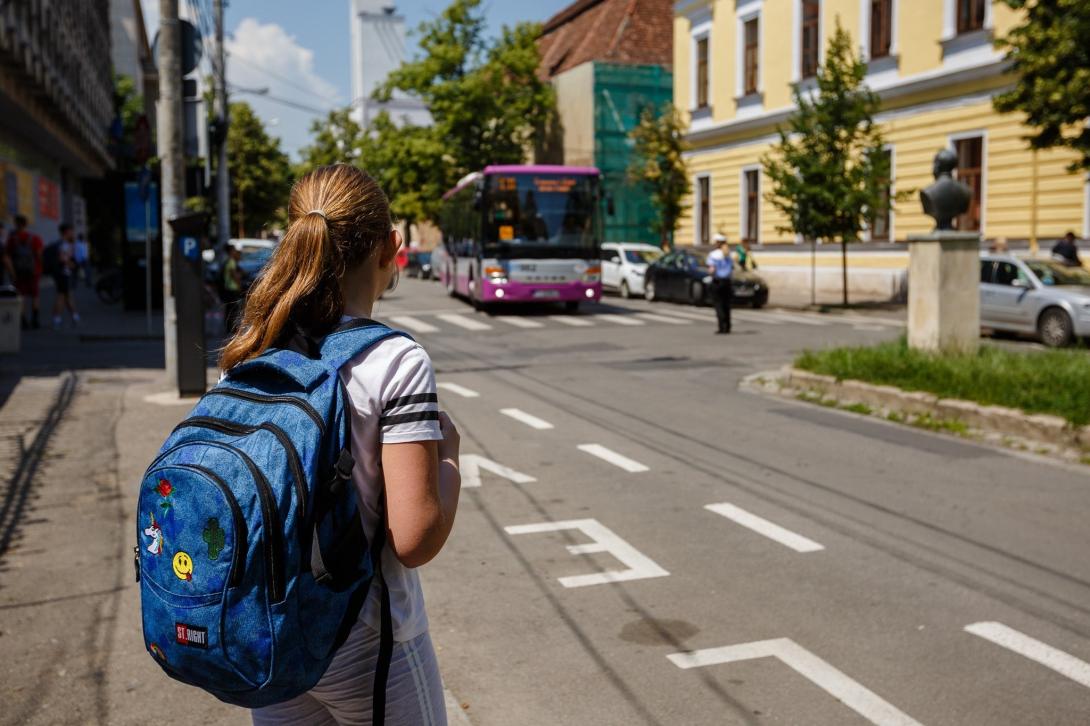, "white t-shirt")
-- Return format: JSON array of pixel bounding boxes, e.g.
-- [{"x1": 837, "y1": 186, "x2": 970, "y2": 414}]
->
[{"x1": 339, "y1": 330, "x2": 442, "y2": 642}]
